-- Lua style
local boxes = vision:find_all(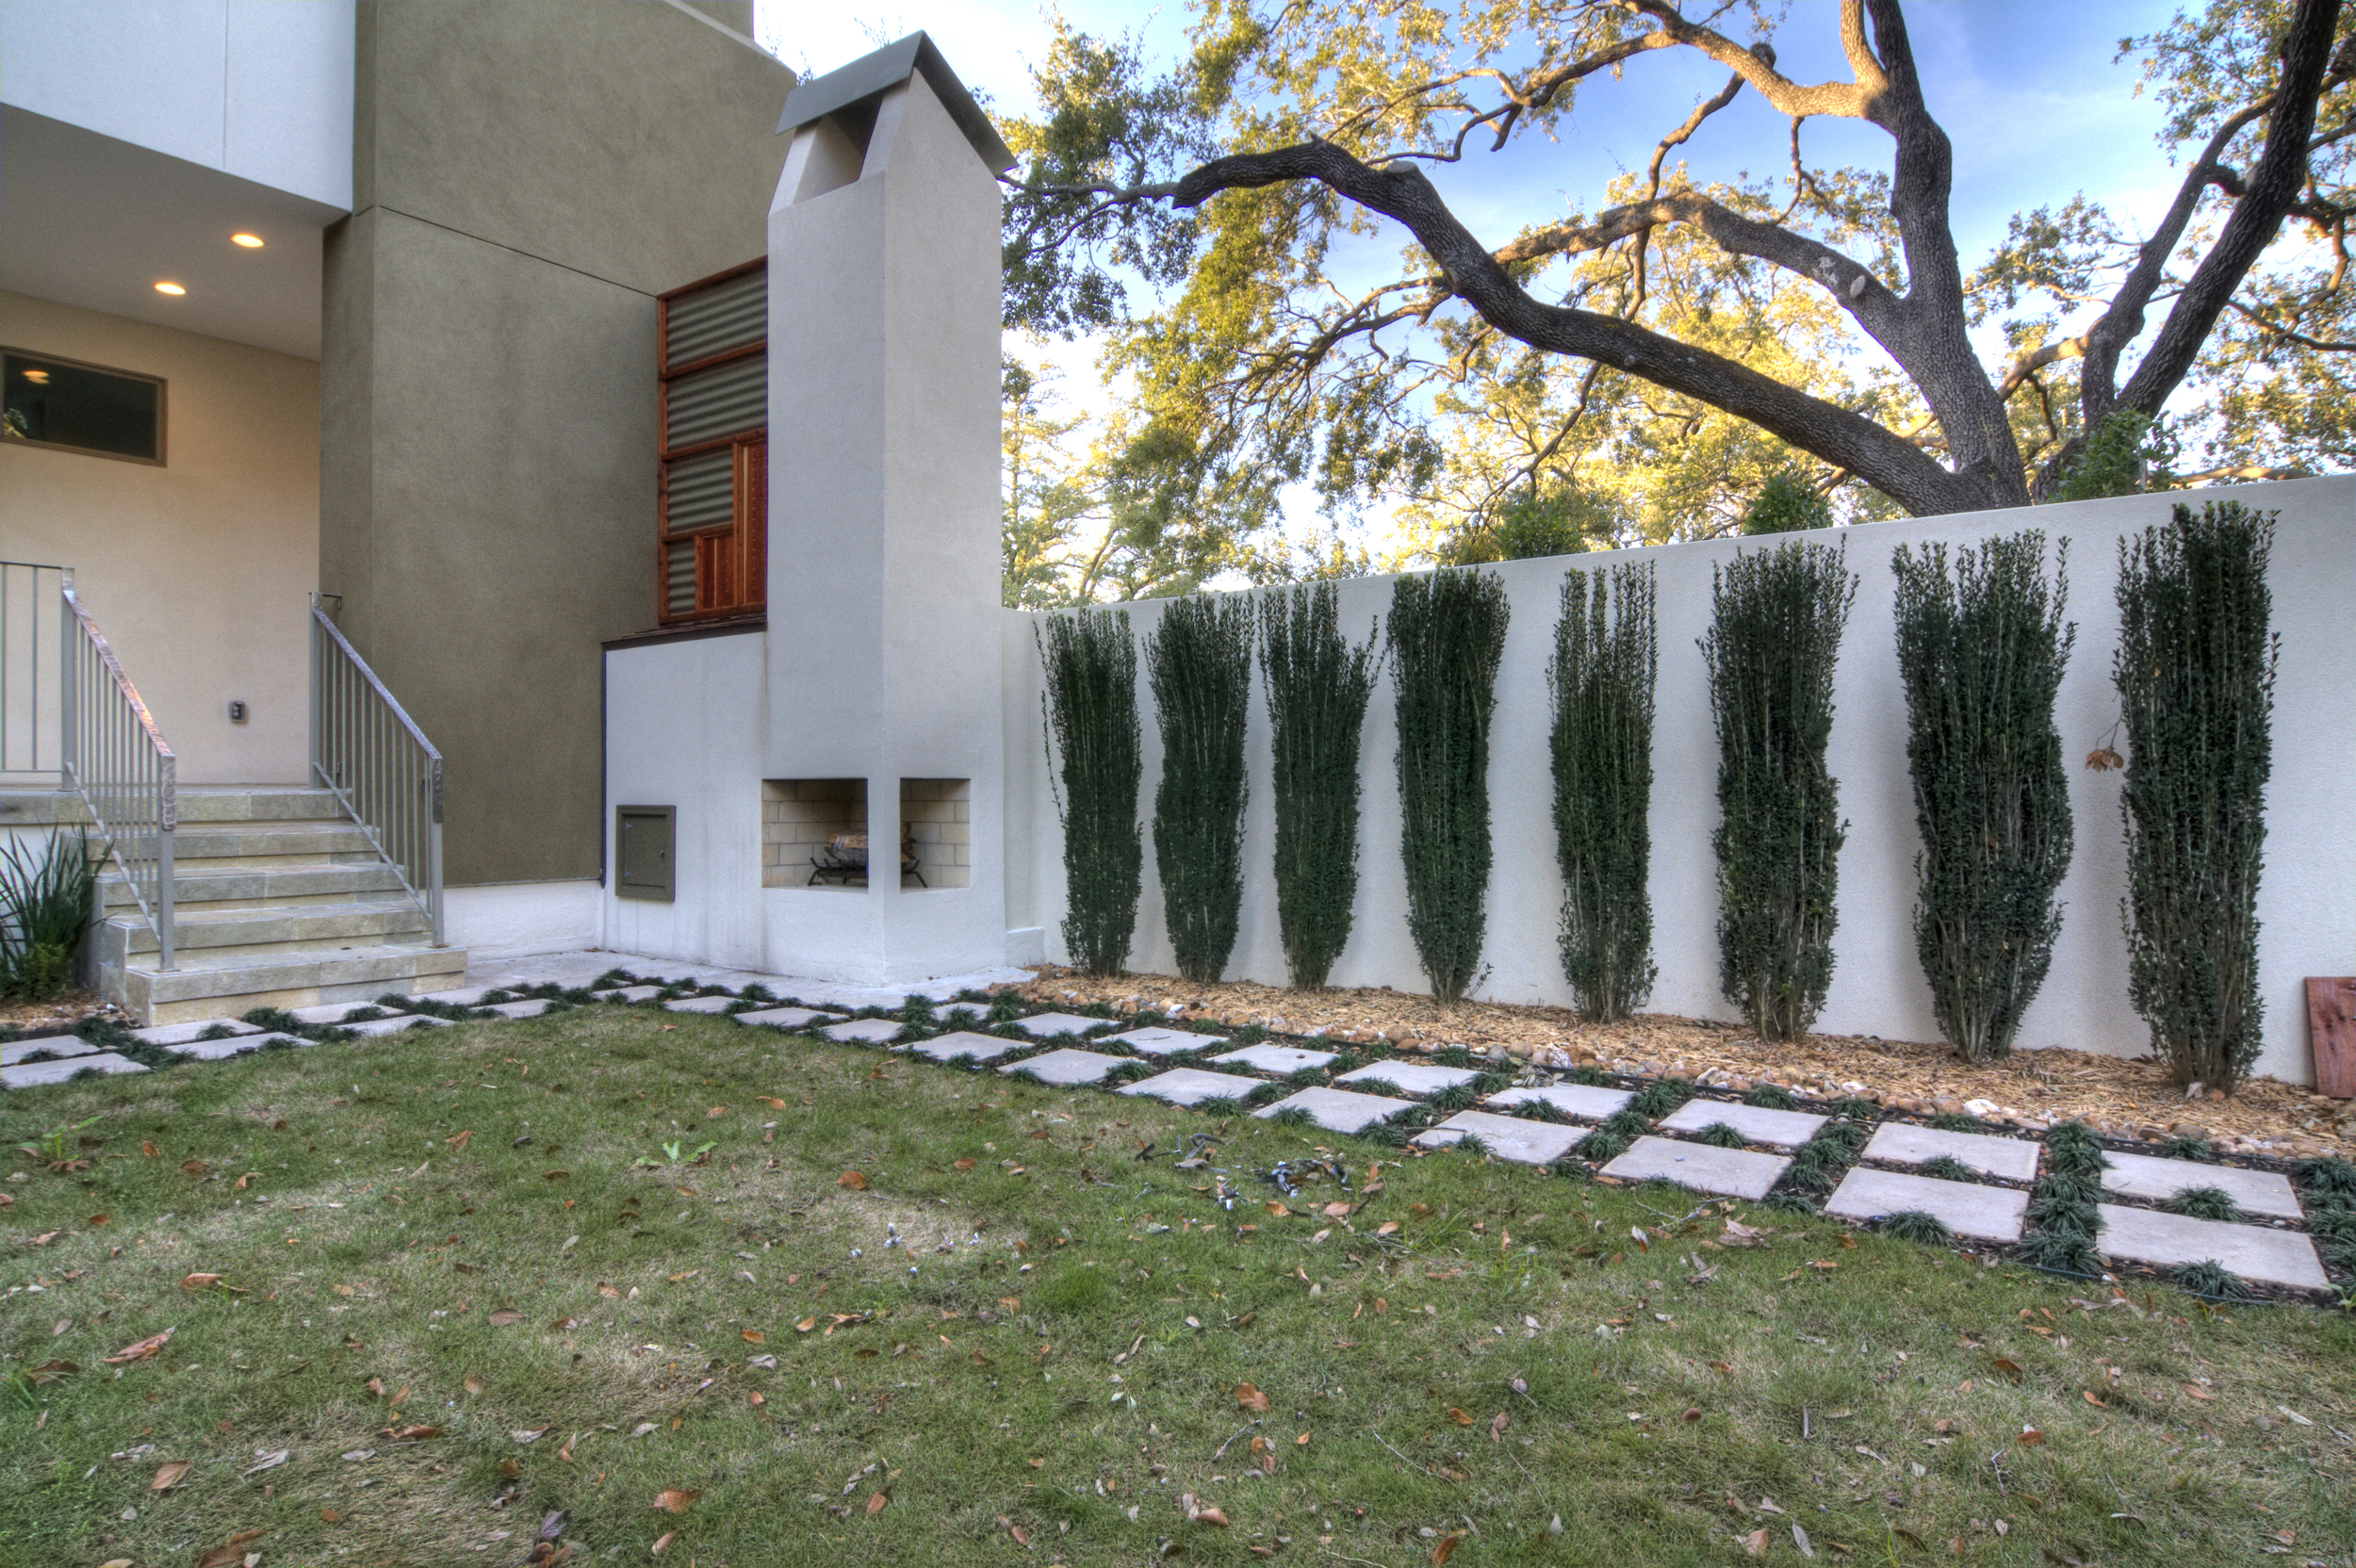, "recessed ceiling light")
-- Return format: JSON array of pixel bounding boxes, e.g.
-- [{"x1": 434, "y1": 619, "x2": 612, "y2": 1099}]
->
[
  {"x1": 21, "y1": 368, "x2": 49, "y2": 384},
  {"x1": 154, "y1": 281, "x2": 187, "y2": 295},
  {"x1": 231, "y1": 233, "x2": 264, "y2": 249}
]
